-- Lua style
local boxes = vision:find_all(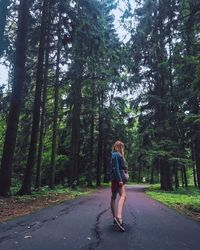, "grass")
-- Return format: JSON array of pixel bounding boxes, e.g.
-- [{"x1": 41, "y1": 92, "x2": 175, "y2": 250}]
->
[
  {"x1": 14, "y1": 185, "x2": 95, "y2": 201},
  {"x1": 146, "y1": 184, "x2": 200, "y2": 219}
]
